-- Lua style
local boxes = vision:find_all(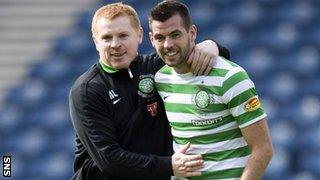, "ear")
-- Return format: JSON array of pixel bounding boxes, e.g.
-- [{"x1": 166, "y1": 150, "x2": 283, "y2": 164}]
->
[
  {"x1": 92, "y1": 34, "x2": 99, "y2": 51},
  {"x1": 189, "y1": 25, "x2": 197, "y2": 42},
  {"x1": 138, "y1": 27, "x2": 144, "y2": 44},
  {"x1": 149, "y1": 31, "x2": 155, "y2": 48}
]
